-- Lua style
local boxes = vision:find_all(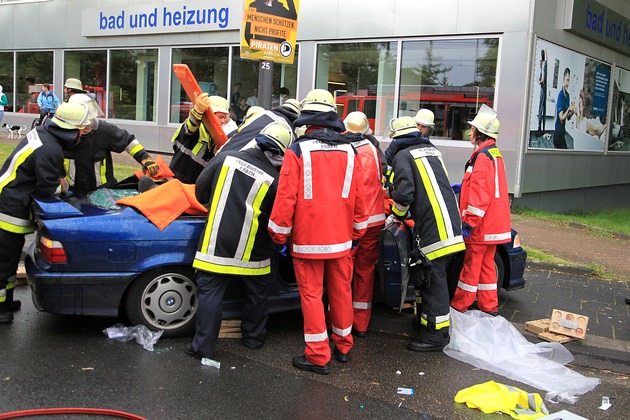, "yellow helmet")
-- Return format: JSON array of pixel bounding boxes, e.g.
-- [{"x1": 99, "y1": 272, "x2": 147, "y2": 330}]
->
[
  {"x1": 468, "y1": 104, "x2": 499, "y2": 139},
  {"x1": 245, "y1": 106, "x2": 265, "y2": 118},
  {"x1": 67, "y1": 93, "x2": 104, "y2": 118},
  {"x1": 208, "y1": 96, "x2": 230, "y2": 114},
  {"x1": 301, "y1": 89, "x2": 337, "y2": 113},
  {"x1": 281, "y1": 98, "x2": 301, "y2": 115},
  {"x1": 51, "y1": 102, "x2": 94, "y2": 130},
  {"x1": 388, "y1": 116, "x2": 420, "y2": 138},
  {"x1": 64, "y1": 77, "x2": 87, "y2": 93},
  {"x1": 344, "y1": 111, "x2": 372, "y2": 135},
  {"x1": 260, "y1": 121, "x2": 295, "y2": 154},
  {"x1": 414, "y1": 109, "x2": 435, "y2": 127}
]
